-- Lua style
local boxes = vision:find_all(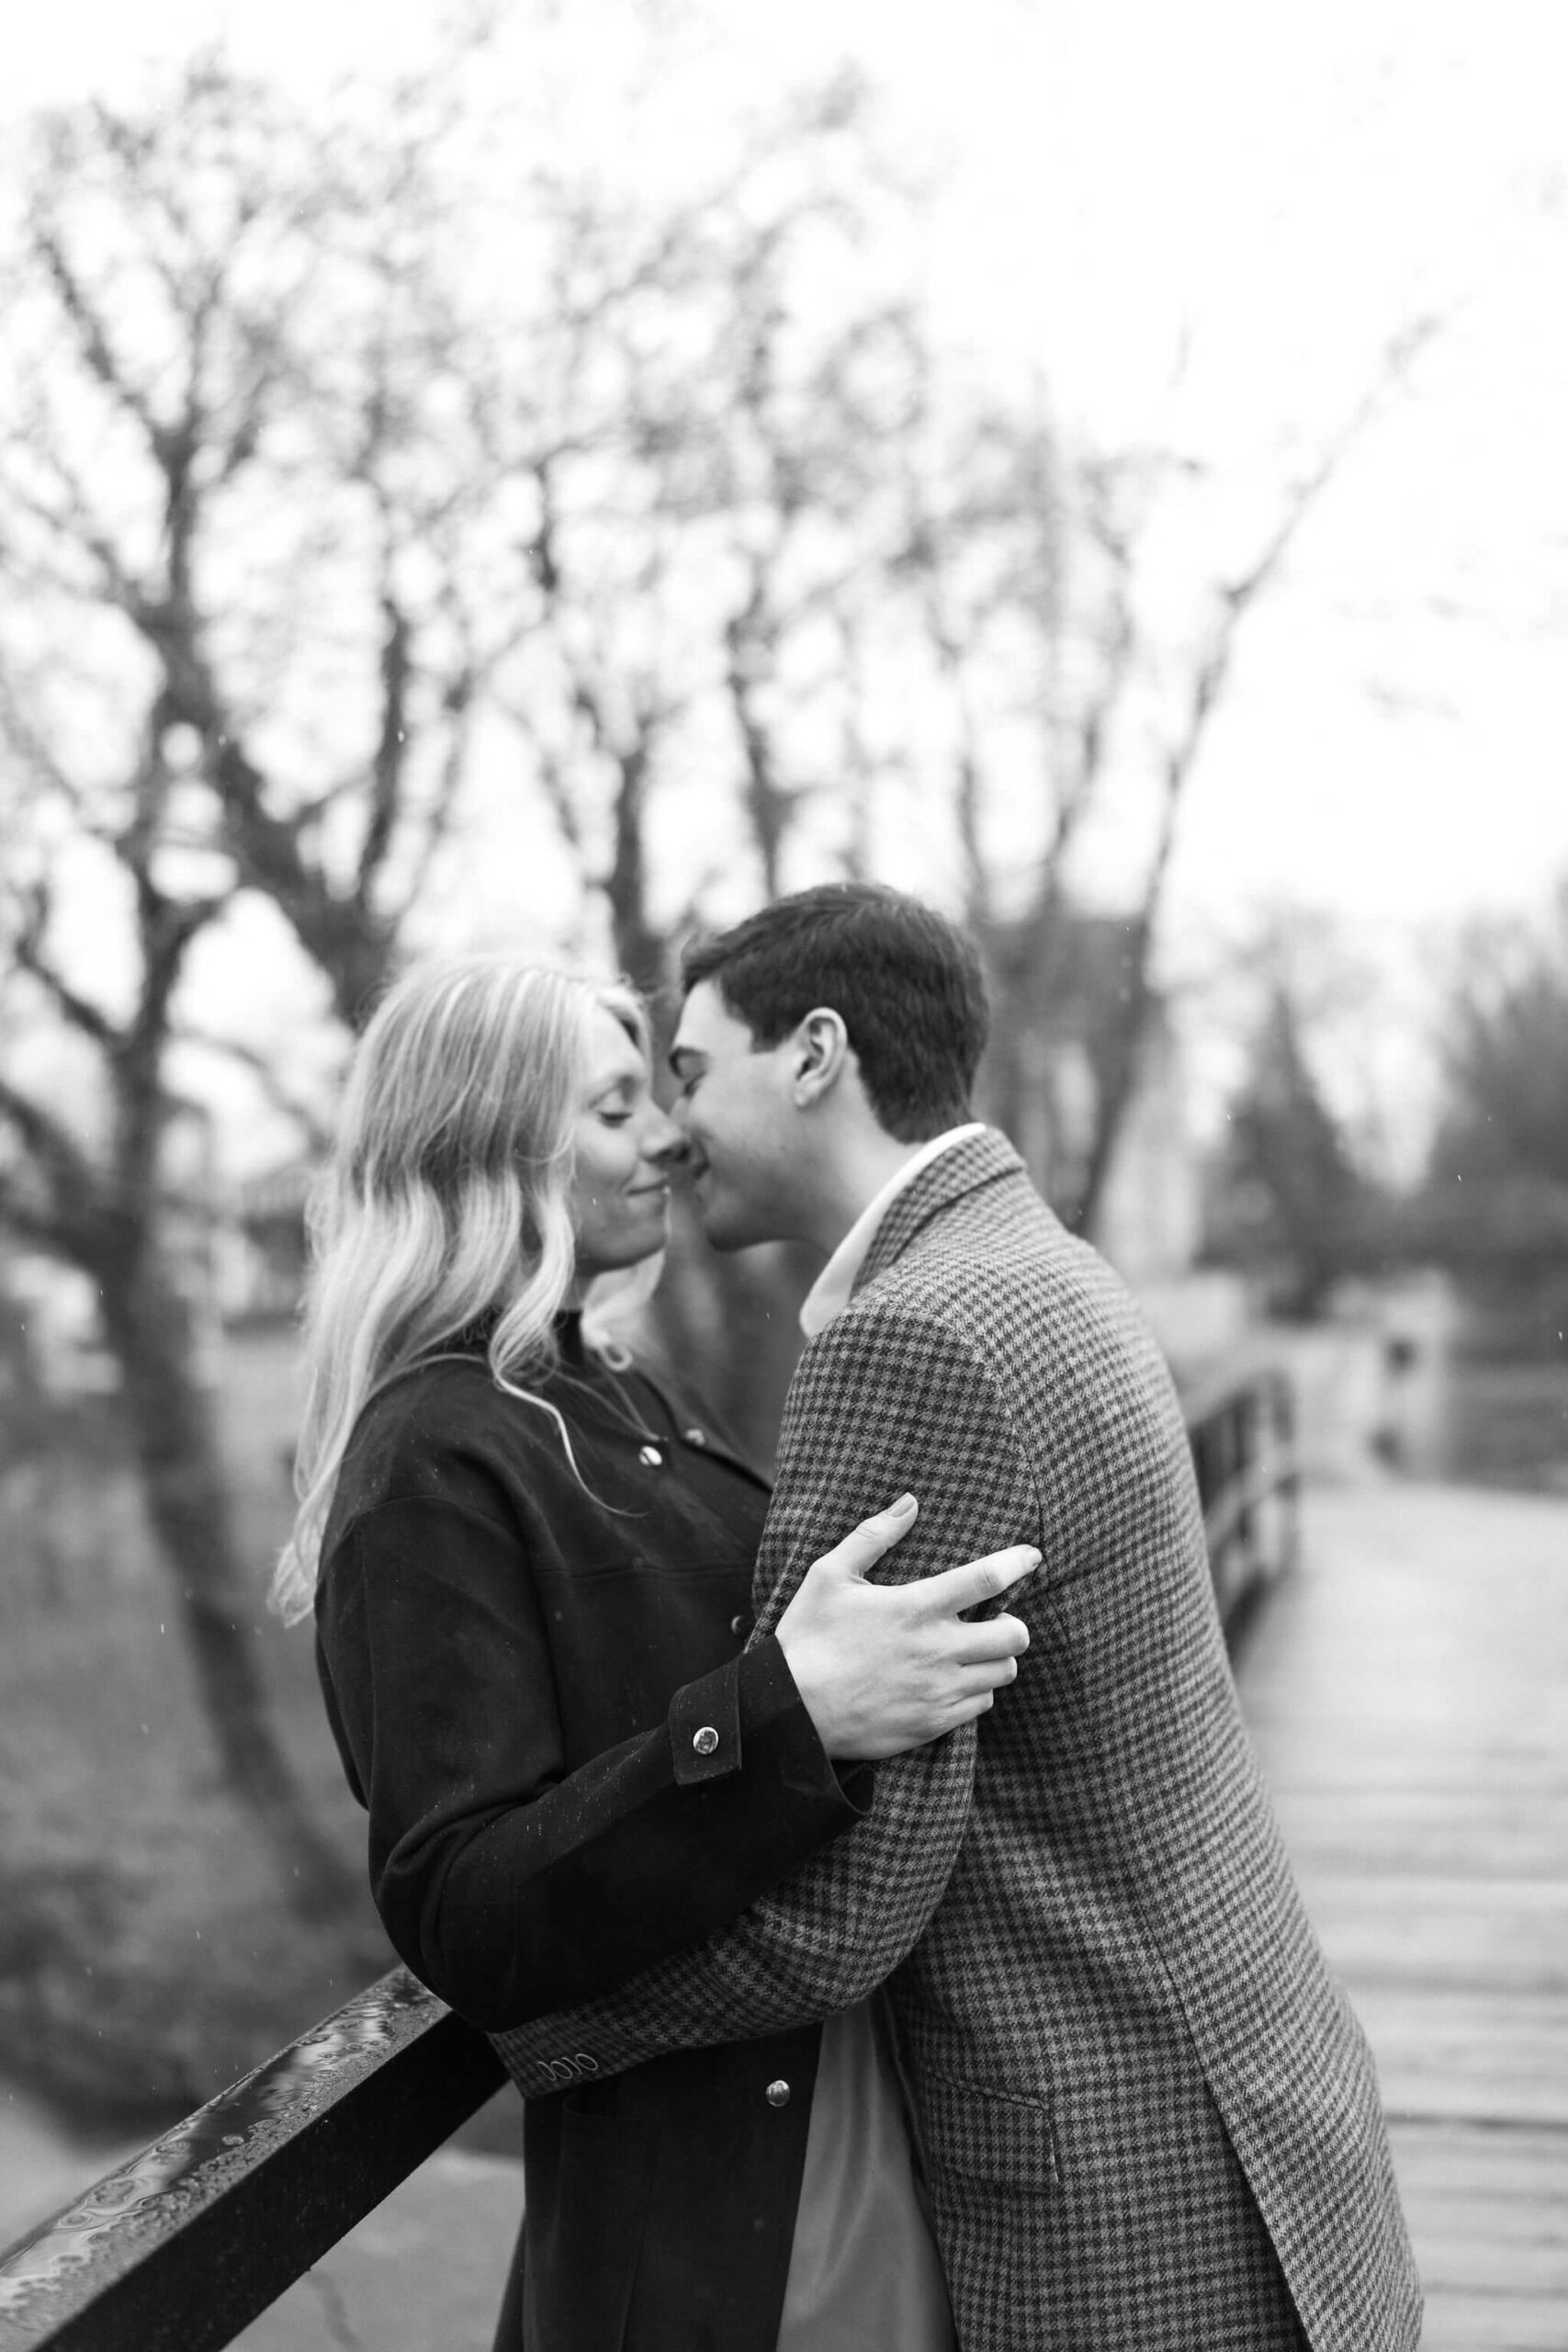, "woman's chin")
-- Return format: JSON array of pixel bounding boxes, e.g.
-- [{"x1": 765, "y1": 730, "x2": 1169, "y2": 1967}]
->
[{"x1": 582, "y1": 1227, "x2": 669, "y2": 1282}]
